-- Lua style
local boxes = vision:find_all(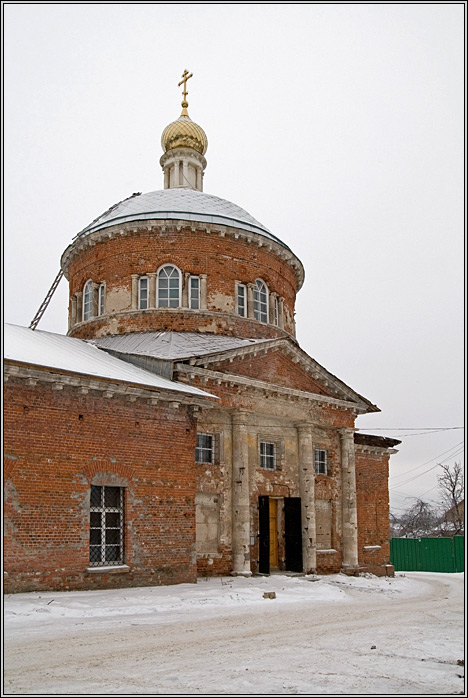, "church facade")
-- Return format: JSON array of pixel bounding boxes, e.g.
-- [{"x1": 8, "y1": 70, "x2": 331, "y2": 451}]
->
[{"x1": 4, "y1": 74, "x2": 399, "y2": 592}]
